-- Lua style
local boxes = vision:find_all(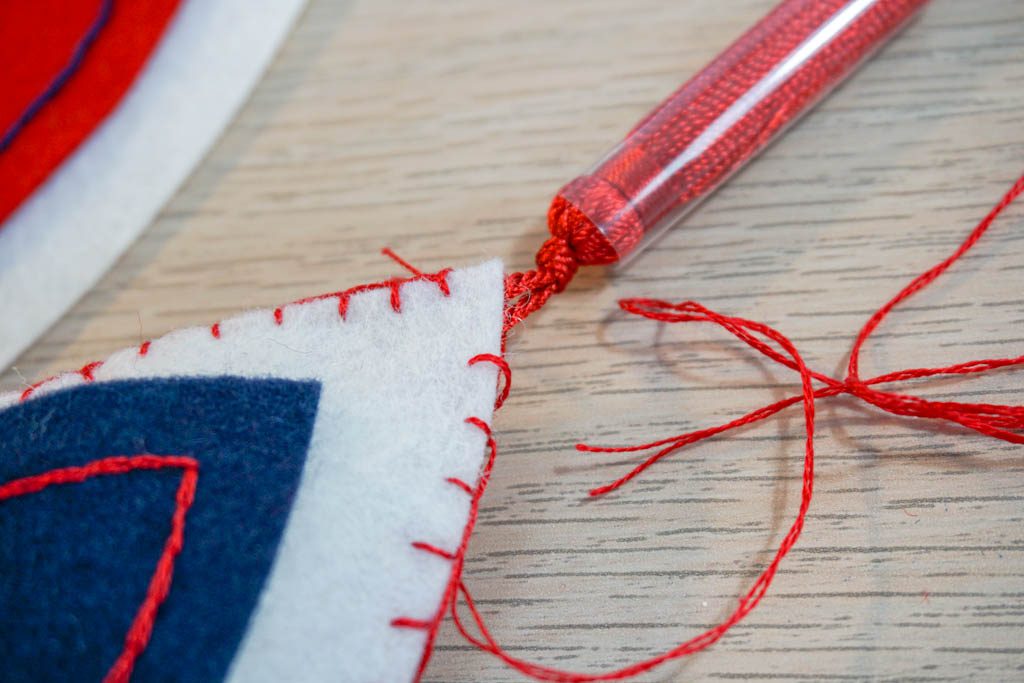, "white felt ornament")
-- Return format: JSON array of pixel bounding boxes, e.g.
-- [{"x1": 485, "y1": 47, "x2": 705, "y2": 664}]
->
[{"x1": 0, "y1": 260, "x2": 504, "y2": 683}]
